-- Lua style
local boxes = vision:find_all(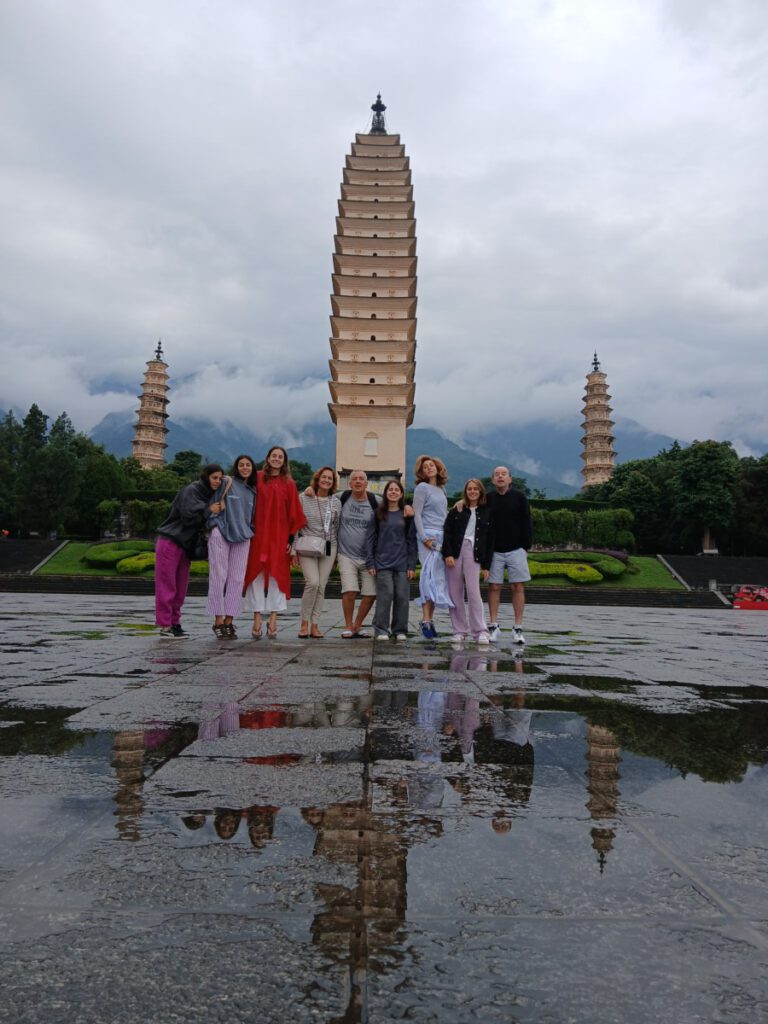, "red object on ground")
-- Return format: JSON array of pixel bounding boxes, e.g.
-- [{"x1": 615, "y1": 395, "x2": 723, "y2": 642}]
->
[{"x1": 733, "y1": 585, "x2": 768, "y2": 610}]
